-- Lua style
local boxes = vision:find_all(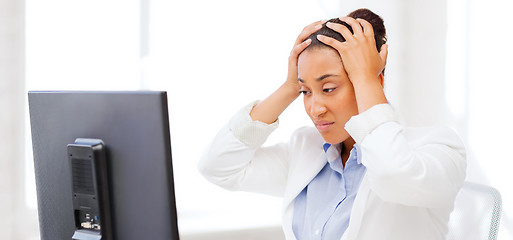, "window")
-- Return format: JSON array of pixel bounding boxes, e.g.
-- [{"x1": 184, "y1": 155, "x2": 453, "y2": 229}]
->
[
  {"x1": 446, "y1": 0, "x2": 513, "y2": 238},
  {"x1": 25, "y1": 0, "x2": 343, "y2": 234}
]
